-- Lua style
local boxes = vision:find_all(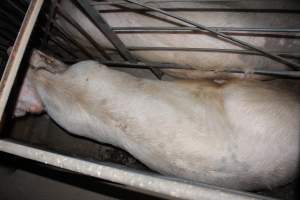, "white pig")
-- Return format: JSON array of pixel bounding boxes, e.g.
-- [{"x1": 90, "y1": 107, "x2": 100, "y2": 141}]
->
[
  {"x1": 57, "y1": 0, "x2": 300, "y2": 79},
  {"x1": 17, "y1": 51, "x2": 300, "y2": 191}
]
